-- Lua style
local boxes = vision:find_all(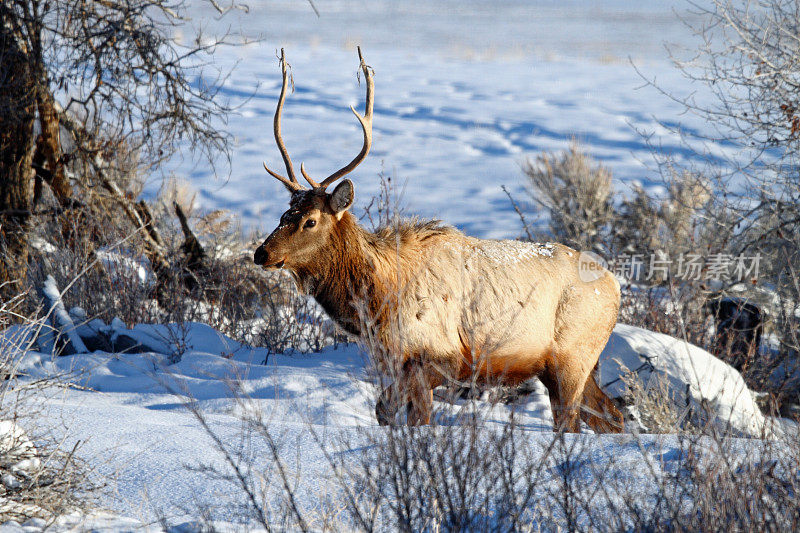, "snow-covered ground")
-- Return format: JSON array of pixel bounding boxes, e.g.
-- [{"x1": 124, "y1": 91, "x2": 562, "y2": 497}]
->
[
  {"x1": 151, "y1": 0, "x2": 725, "y2": 240},
  {"x1": 5, "y1": 318, "x2": 773, "y2": 529}
]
